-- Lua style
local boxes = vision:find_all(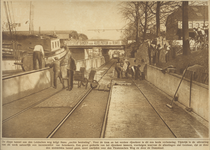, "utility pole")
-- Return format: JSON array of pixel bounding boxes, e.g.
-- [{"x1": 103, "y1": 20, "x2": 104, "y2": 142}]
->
[
  {"x1": 156, "y1": 1, "x2": 160, "y2": 37},
  {"x1": 39, "y1": 26, "x2": 41, "y2": 36},
  {"x1": 204, "y1": 2, "x2": 206, "y2": 27},
  {"x1": 182, "y1": 1, "x2": 190, "y2": 55},
  {"x1": 29, "y1": 1, "x2": 34, "y2": 34},
  {"x1": 4, "y1": 2, "x2": 13, "y2": 38}
]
